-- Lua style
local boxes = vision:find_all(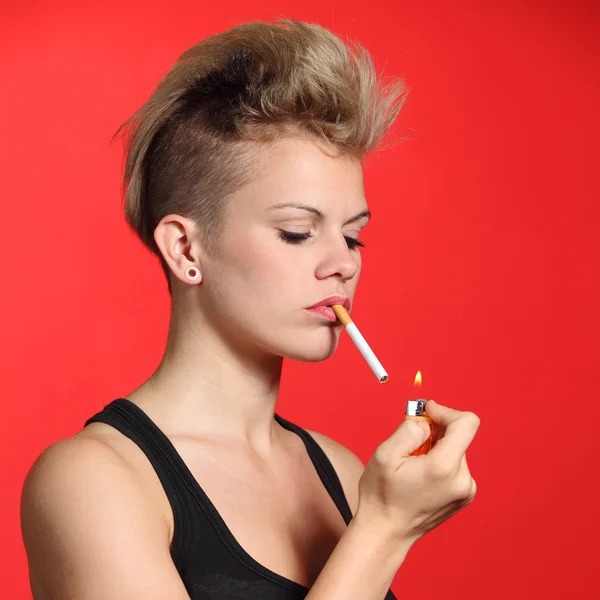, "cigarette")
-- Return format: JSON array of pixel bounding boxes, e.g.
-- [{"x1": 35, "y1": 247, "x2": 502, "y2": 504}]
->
[{"x1": 332, "y1": 305, "x2": 389, "y2": 383}]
